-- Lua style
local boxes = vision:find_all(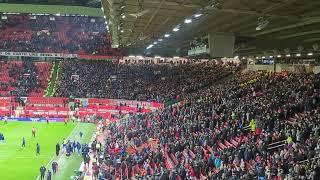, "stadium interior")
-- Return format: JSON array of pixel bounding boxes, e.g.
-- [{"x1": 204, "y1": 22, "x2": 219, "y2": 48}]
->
[{"x1": 0, "y1": 0, "x2": 320, "y2": 180}]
